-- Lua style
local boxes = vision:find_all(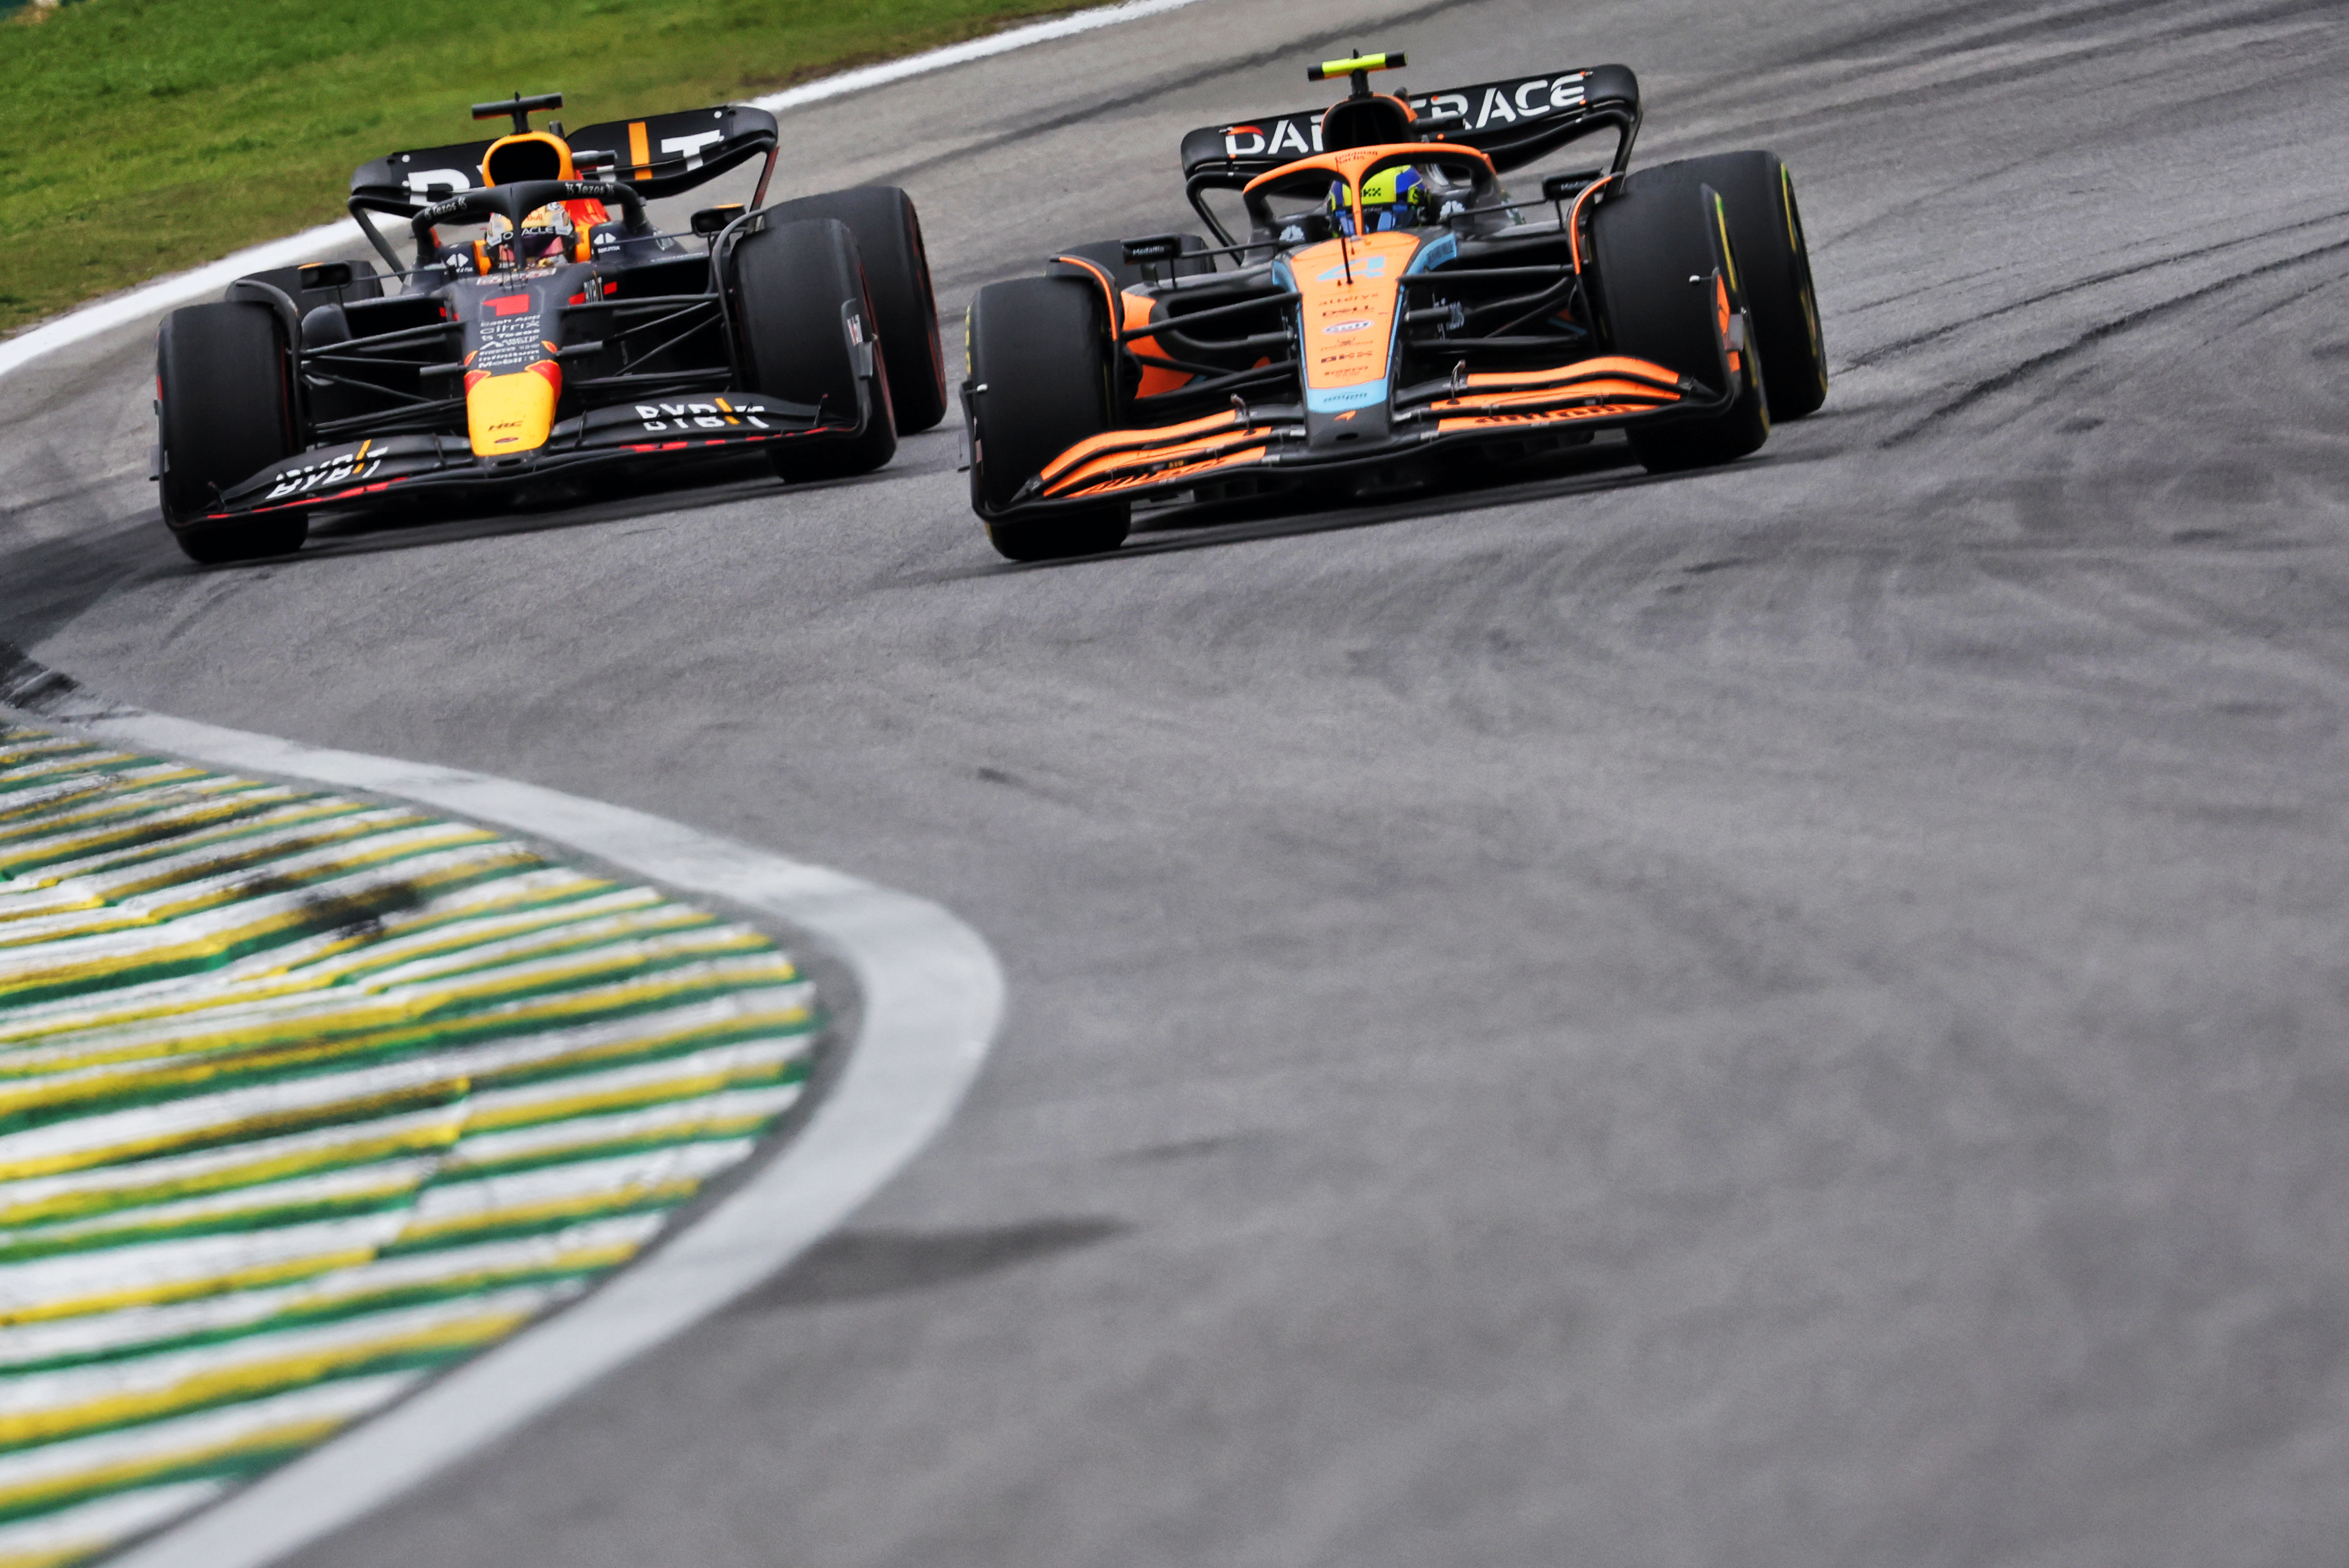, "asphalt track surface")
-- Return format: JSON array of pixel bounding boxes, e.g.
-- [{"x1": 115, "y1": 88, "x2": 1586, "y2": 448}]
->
[{"x1": 5, "y1": 0, "x2": 2349, "y2": 1562}]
